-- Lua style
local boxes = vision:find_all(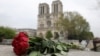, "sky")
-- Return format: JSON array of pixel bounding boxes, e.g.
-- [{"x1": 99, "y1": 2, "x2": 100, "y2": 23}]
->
[{"x1": 0, "y1": 0, "x2": 100, "y2": 37}]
